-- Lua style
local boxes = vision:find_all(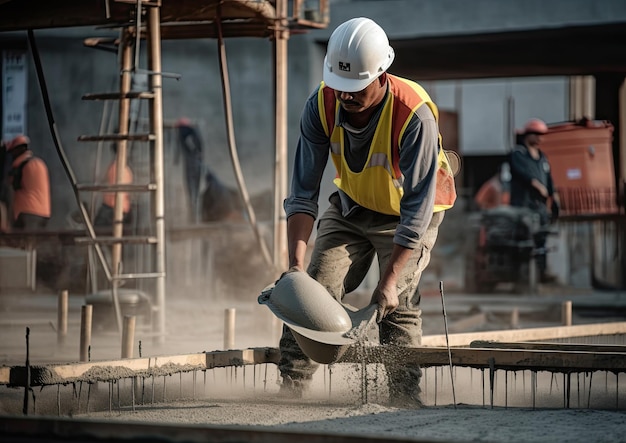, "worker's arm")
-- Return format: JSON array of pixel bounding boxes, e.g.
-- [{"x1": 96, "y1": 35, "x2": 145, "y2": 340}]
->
[
  {"x1": 283, "y1": 87, "x2": 331, "y2": 270},
  {"x1": 394, "y1": 104, "x2": 438, "y2": 248},
  {"x1": 371, "y1": 243, "x2": 413, "y2": 322},
  {"x1": 370, "y1": 105, "x2": 438, "y2": 321},
  {"x1": 286, "y1": 213, "x2": 315, "y2": 271}
]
